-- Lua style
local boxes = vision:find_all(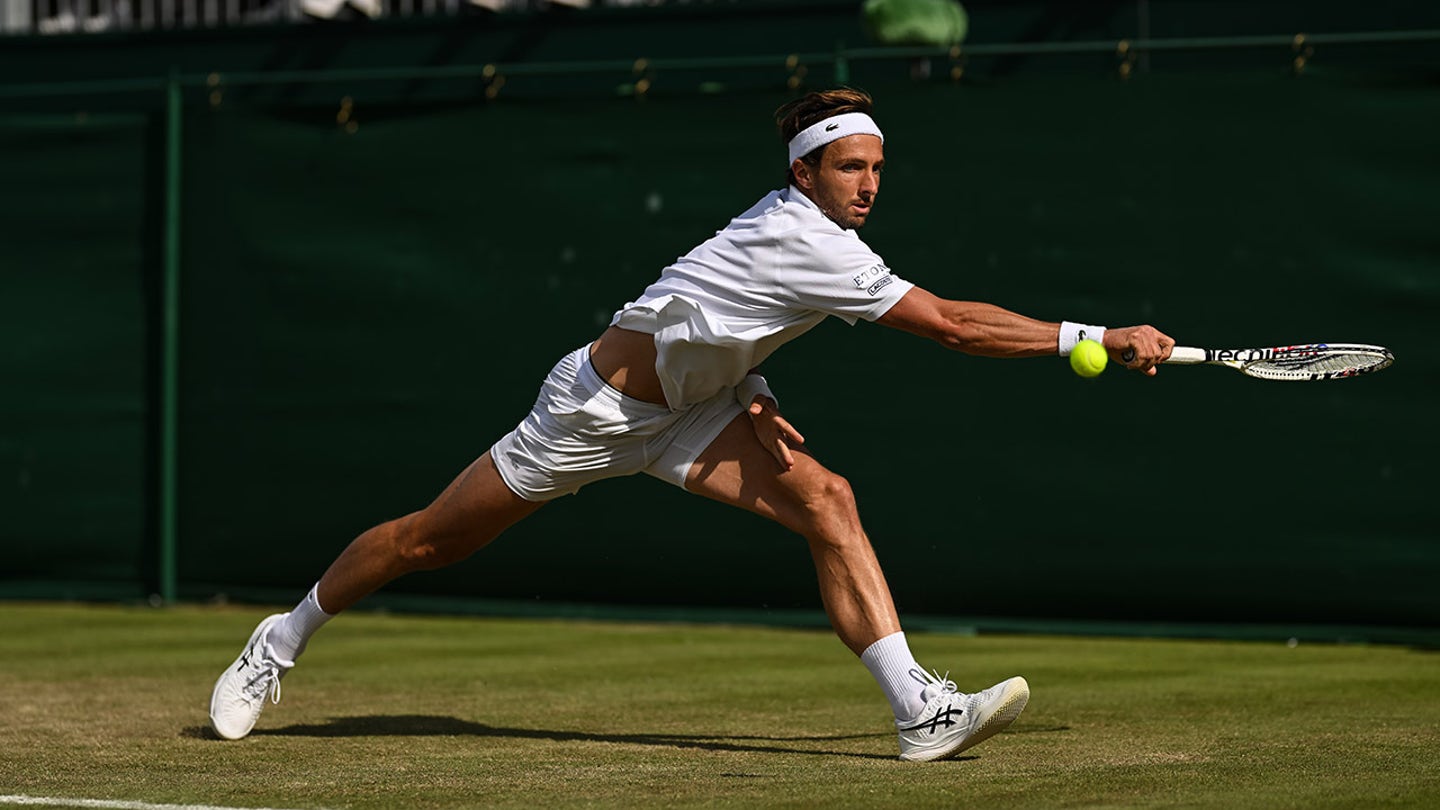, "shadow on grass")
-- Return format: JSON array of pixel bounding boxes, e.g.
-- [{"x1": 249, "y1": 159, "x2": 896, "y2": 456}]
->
[{"x1": 186, "y1": 714, "x2": 912, "y2": 759}]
